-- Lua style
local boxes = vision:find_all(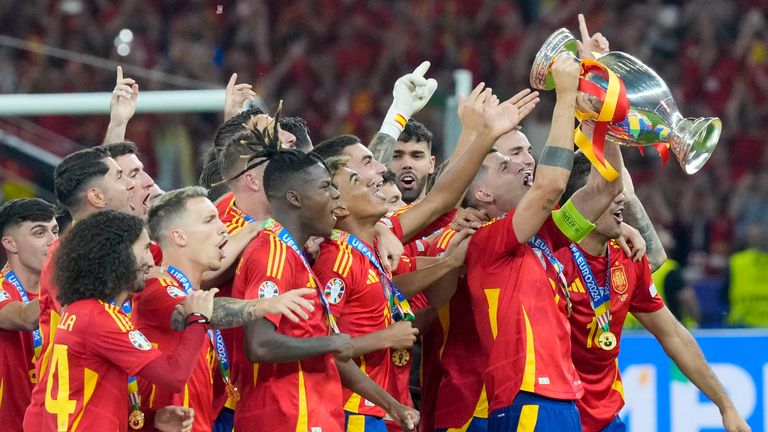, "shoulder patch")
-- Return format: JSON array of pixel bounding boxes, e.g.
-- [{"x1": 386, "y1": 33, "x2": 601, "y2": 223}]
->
[
  {"x1": 0, "y1": 290, "x2": 10, "y2": 302},
  {"x1": 258, "y1": 281, "x2": 280, "y2": 299},
  {"x1": 128, "y1": 330, "x2": 153, "y2": 351},
  {"x1": 166, "y1": 286, "x2": 186, "y2": 298},
  {"x1": 324, "y1": 278, "x2": 346, "y2": 304}
]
